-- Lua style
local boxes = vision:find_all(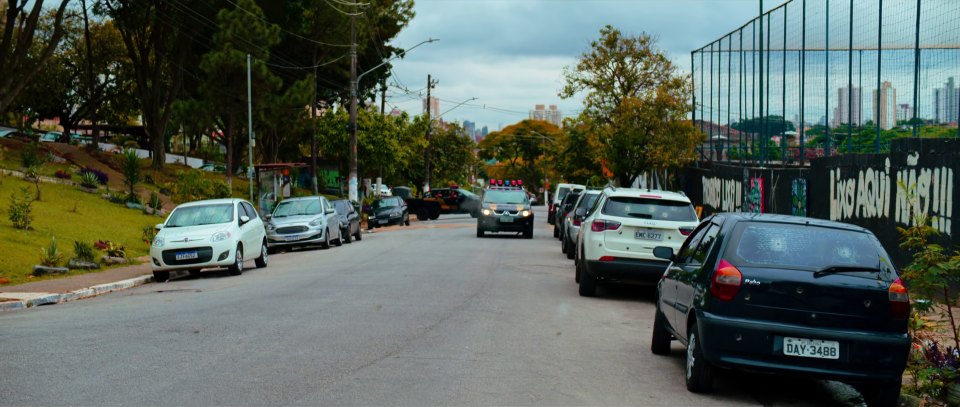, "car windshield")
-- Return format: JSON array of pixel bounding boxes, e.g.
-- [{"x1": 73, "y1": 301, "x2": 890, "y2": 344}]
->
[
  {"x1": 273, "y1": 199, "x2": 322, "y2": 217},
  {"x1": 332, "y1": 200, "x2": 352, "y2": 214},
  {"x1": 729, "y1": 222, "x2": 892, "y2": 273},
  {"x1": 165, "y1": 204, "x2": 233, "y2": 227},
  {"x1": 483, "y1": 190, "x2": 528, "y2": 205},
  {"x1": 373, "y1": 198, "x2": 398, "y2": 209},
  {"x1": 602, "y1": 197, "x2": 697, "y2": 221}
]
